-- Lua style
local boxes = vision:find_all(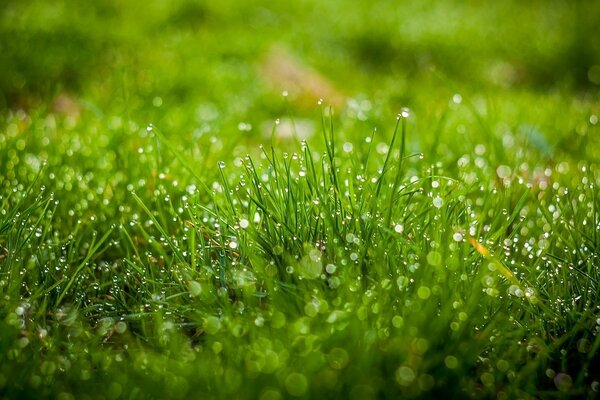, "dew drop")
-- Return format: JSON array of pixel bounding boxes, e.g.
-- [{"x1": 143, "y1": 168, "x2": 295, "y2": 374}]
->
[{"x1": 496, "y1": 165, "x2": 512, "y2": 179}]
